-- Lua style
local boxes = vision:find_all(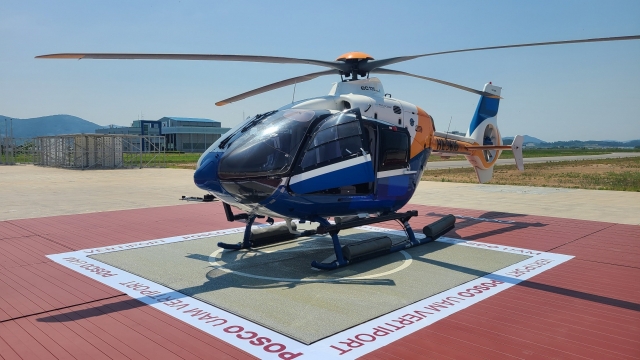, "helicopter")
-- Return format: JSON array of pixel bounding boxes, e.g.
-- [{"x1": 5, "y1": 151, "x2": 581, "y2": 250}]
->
[{"x1": 37, "y1": 35, "x2": 640, "y2": 270}]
